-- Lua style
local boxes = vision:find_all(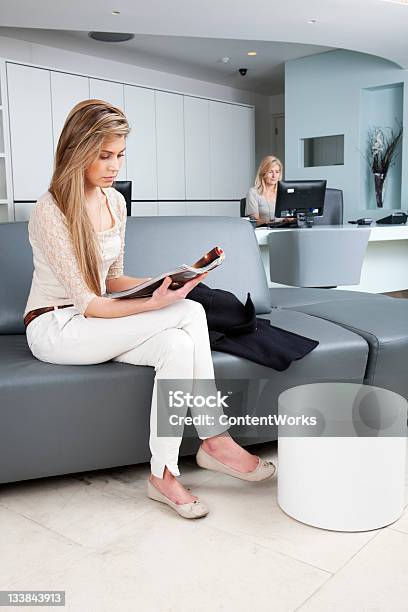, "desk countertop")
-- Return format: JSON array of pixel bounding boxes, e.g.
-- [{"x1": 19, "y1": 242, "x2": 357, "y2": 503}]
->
[{"x1": 254, "y1": 224, "x2": 408, "y2": 246}]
